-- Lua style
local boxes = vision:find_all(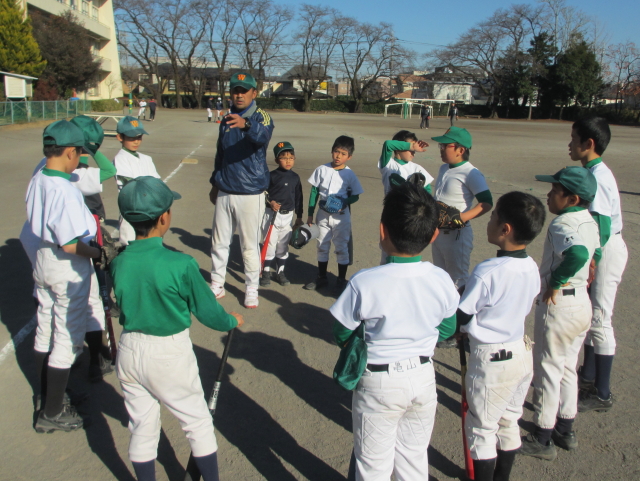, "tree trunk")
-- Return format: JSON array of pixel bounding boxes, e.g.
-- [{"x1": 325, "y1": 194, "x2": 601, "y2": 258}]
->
[
  {"x1": 558, "y1": 106, "x2": 564, "y2": 120},
  {"x1": 353, "y1": 97, "x2": 363, "y2": 113},
  {"x1": 528, "y1": 104, "x2": 533, "y2": 120},
  {"x1": 489, "y1": 102, "x2": 499, "y2": 119},
  {"x1": 303, "y1": 91, "x2": 312, "y2": 112}
]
